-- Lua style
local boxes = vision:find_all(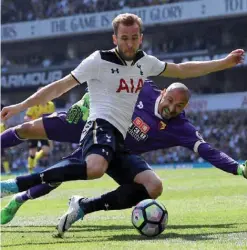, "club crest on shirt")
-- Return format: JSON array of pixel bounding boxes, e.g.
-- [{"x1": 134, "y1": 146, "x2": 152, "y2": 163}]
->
[
  {"x1": 159, "y1": 121, "x2": 167, "y2": 130},
  {"x1": 136, "y1": 63, "x2": 143, "y2": 75}
]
